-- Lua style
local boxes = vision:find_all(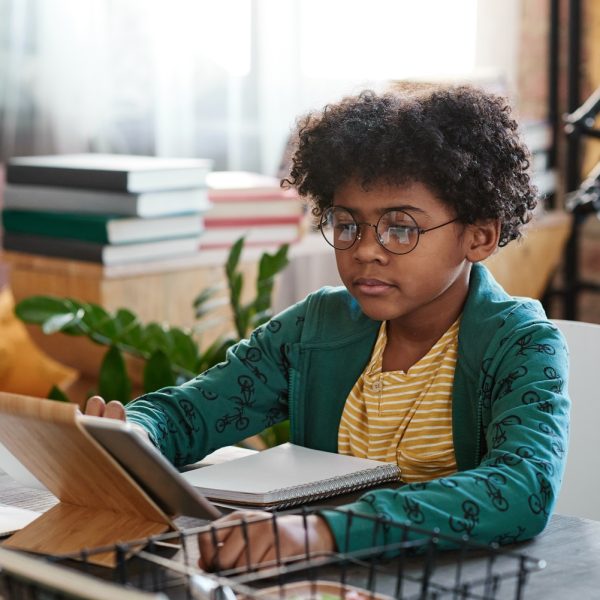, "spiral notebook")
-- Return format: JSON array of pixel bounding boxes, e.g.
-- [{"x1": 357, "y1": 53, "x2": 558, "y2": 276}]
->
[{"x1": 181, "y1": 443, "x2": 401, "y2": 509}]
